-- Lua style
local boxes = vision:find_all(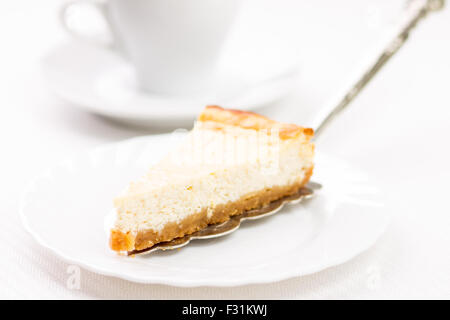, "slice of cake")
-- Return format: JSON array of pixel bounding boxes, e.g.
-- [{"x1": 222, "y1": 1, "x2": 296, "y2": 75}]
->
[{"x1": 110, "y1": 106, "x2": 314, "y2": 253}]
